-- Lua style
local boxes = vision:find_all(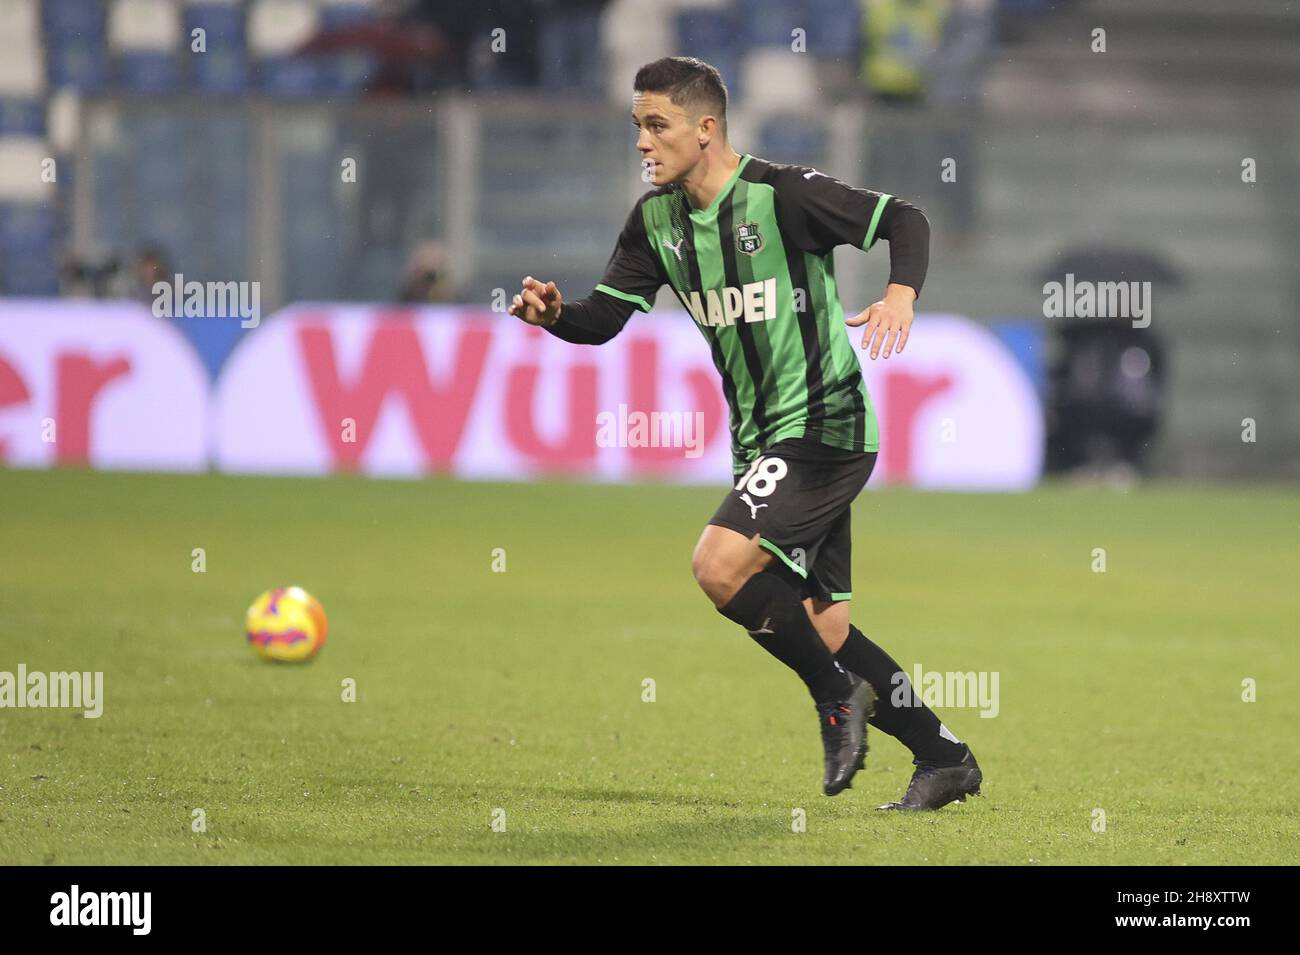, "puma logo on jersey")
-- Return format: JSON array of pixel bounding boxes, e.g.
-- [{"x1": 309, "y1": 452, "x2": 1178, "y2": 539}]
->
[
  {"x1": 740, "y1": 492, "x2": 768, "y2": 520},
  {"x1": 662, "y1": 237, "x2": 685, "y2": 261},
  {"x1": 686, "y1": 277, "x2": 779, "y2": 328},
  {"x1": 802, "y1": 169, "x2": 825, "y2": 180}
]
